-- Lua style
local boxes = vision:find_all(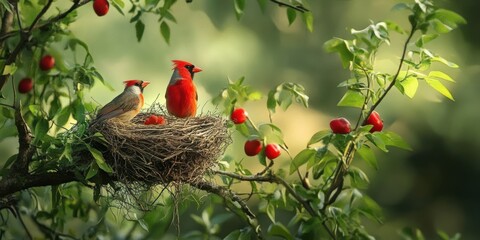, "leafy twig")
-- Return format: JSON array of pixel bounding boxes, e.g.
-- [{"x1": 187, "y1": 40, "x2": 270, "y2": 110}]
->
[
  {"x1": 0, "y1": 0, "x2": 91, "y2": 92},
  {"x1": 213, "y1": 170, "x2": 336, "y2": 239},
  {"x1": 190, "y1": 180, "x2": 263, "y2": 239},
  {"x1": 364, "y1": 23, "x2": 417, "y2": 124},
  {"x1": 322, "y1": 24, "x2": 418, "y2": 214},
  {"x1": 269, "y1": 0, "x2": 309, "y2": 13}
]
